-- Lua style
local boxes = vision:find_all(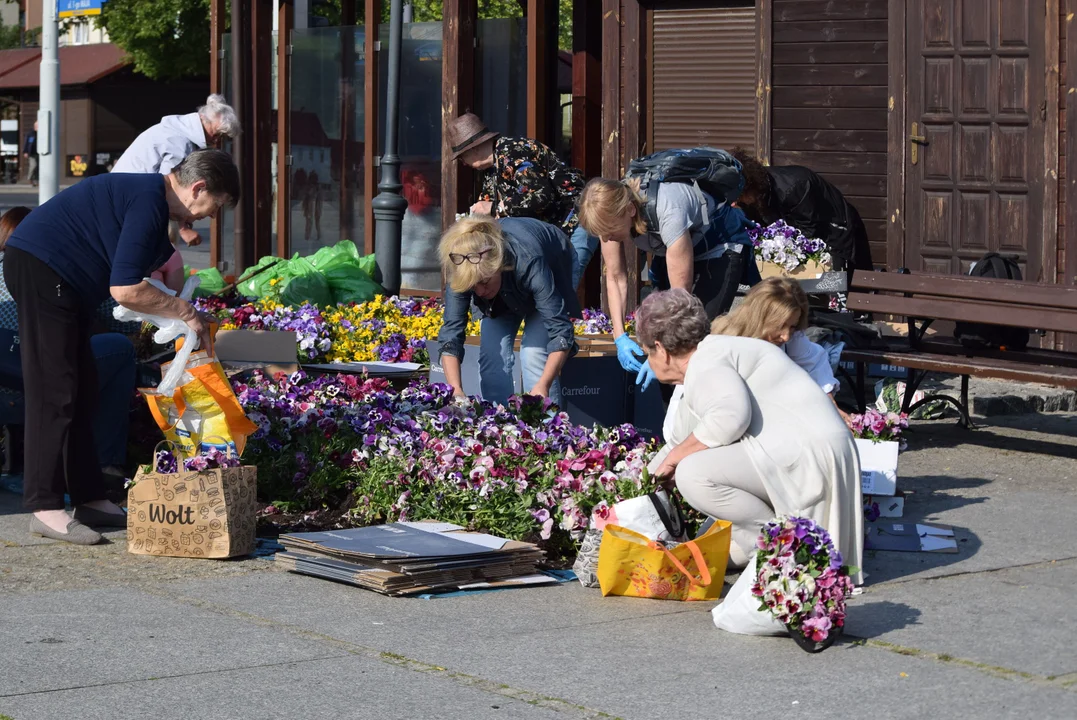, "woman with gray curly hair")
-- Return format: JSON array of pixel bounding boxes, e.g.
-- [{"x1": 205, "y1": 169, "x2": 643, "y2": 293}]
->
[{"x1": 636, "y1": 289, "x2": 862, "y2": 581}]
